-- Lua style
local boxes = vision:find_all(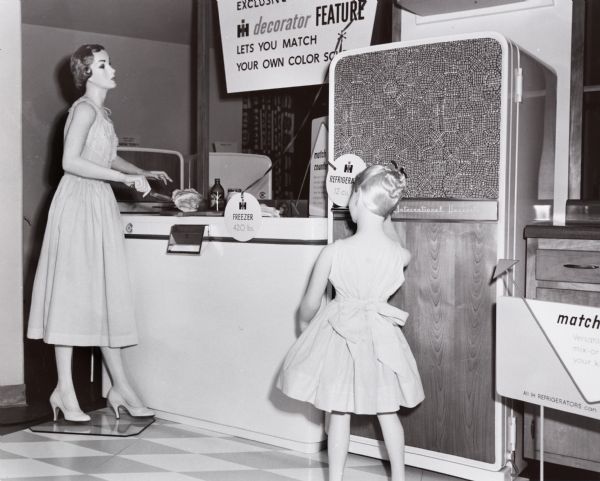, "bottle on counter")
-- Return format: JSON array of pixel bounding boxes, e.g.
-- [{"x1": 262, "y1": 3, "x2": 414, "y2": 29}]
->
[{"x1": 209, "y1": 178, "x2": 225, "y2": 212}]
